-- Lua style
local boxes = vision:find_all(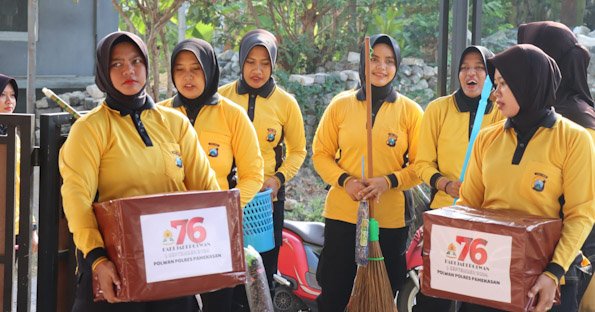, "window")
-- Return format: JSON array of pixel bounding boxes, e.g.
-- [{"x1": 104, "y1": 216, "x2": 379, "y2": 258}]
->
[{"x1": 0, "y1": 0, "x2": 29, "y2": 41}]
